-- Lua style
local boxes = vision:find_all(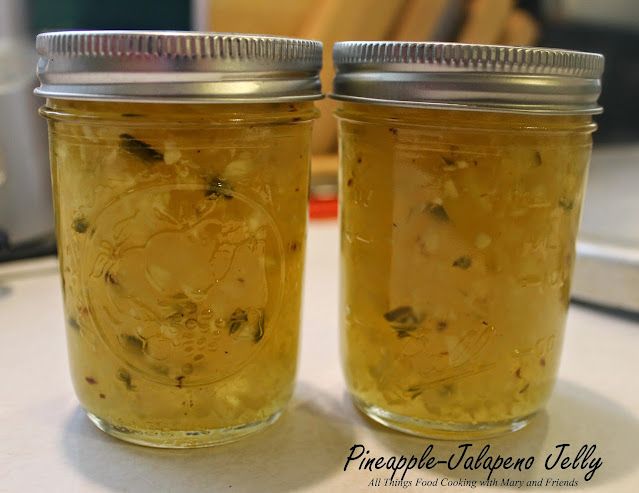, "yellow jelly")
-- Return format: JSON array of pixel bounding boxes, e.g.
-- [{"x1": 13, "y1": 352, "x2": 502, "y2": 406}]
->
[
  {"x1": 337, "y1": 102, "x2": 594, "y2": 438},
  {"x1": 42, "y1": 99, "x2": 316, "y2": 446}
]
